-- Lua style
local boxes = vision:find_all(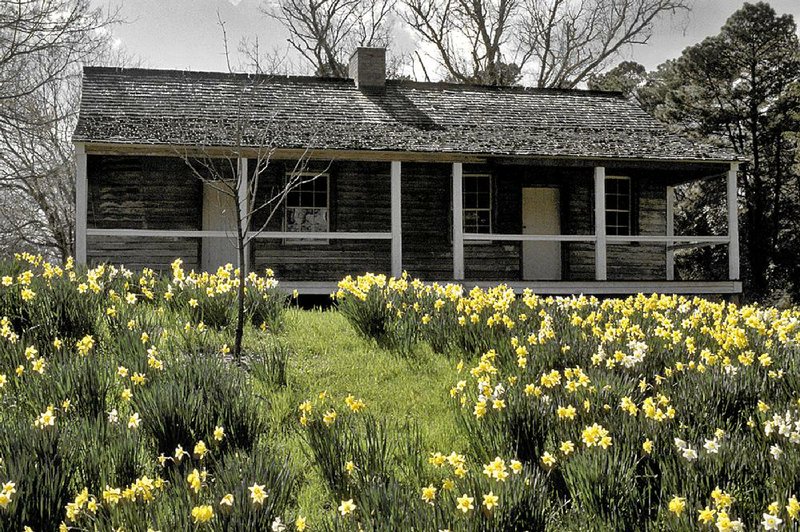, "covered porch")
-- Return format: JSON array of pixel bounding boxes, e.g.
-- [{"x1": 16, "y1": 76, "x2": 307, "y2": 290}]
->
[{"x1": 75, "y1": 147, "x2": 741, "y2": 296}]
